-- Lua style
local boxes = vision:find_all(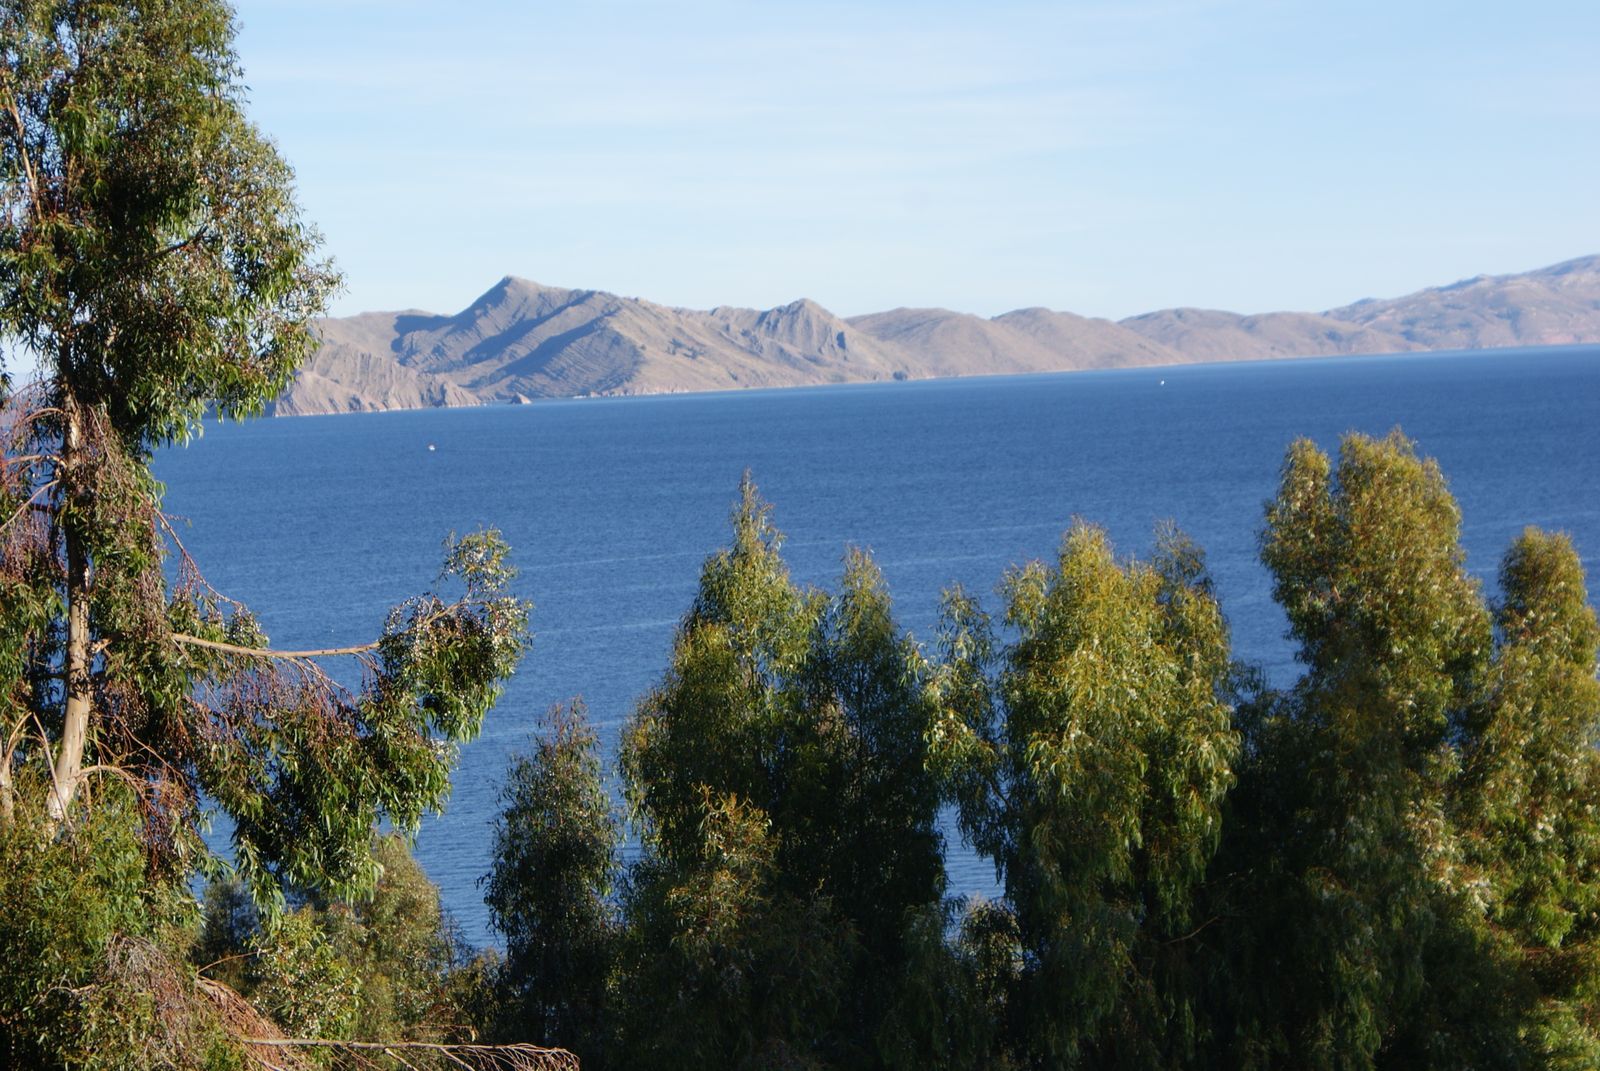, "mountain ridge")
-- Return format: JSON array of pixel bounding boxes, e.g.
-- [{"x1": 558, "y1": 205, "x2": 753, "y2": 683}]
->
[{"x1": 273, "y1": 255, "x2": 1600, "y2": 416}]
